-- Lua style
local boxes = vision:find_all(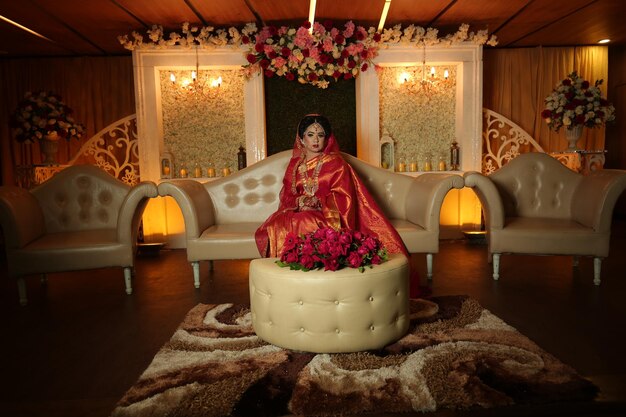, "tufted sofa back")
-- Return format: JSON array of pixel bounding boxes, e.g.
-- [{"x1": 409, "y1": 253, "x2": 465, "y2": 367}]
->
[
  {"x1": 343, "y1": 153, "x2": 414, "y2": 220},
  {"x1": 205, "y1": 151, "x2": 290, "y2": 224},
  {"x1": 489, "y1": 152, "x2": 582, "y2": 219},
  {"x1": 31, "y1": 165, "x2": 131, "y2": 233},
  {"x1": 204, "y1": 151, "x2": 414, "y2": 224}
]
